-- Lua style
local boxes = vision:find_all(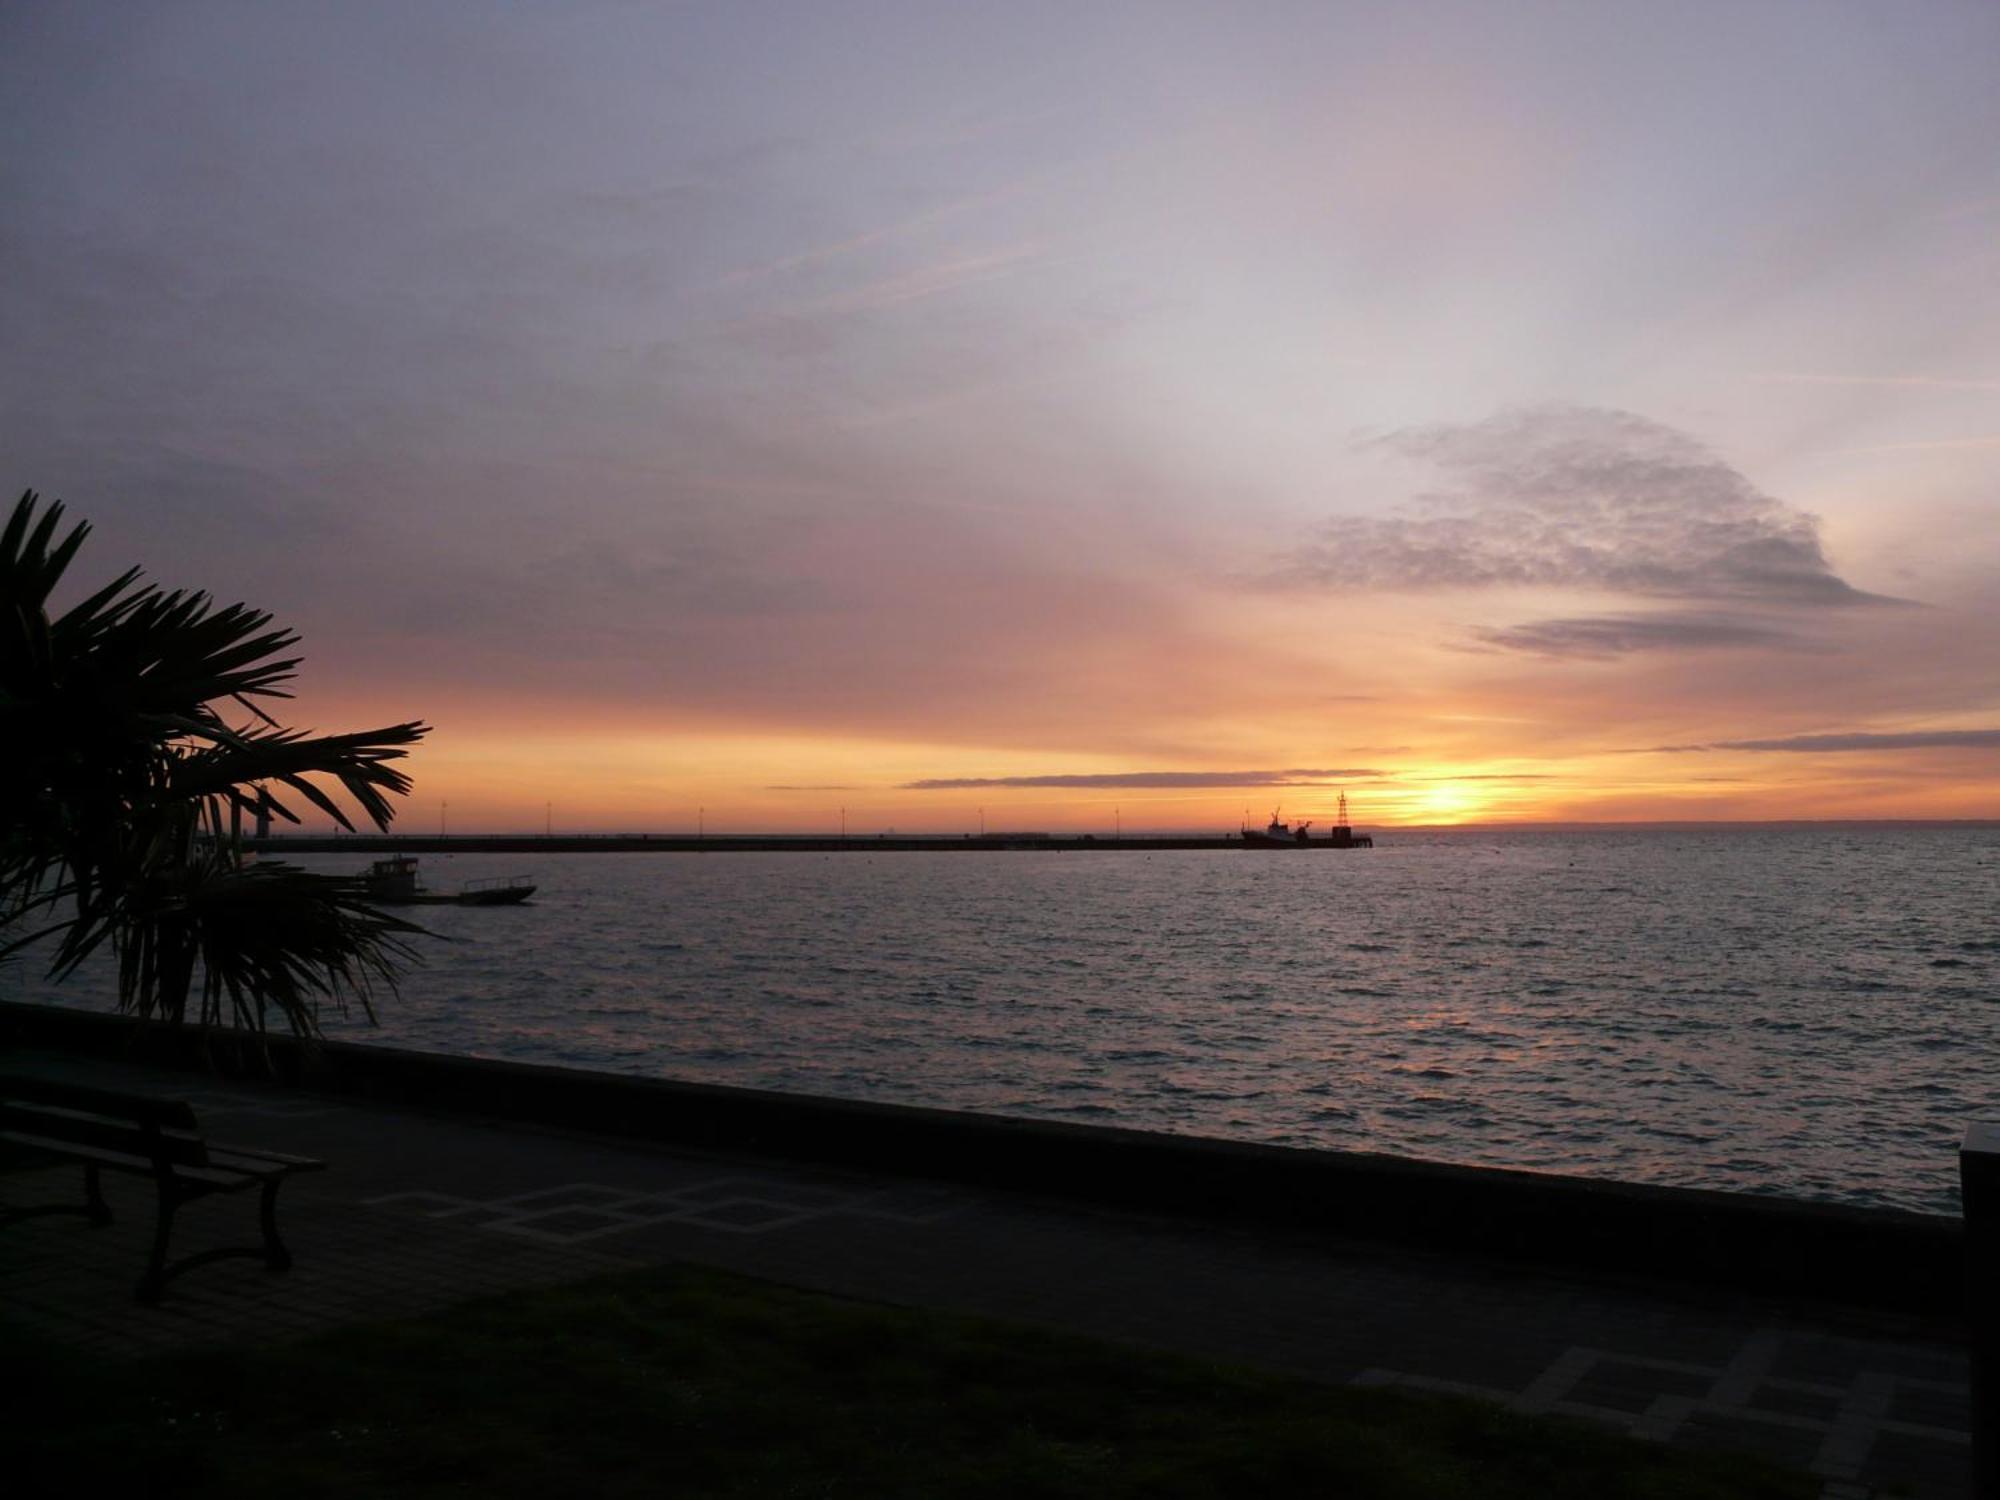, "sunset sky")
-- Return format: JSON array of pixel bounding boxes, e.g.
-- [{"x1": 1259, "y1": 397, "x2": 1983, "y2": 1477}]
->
[{"x1": 5, "y1": 1, "x2": 1997, "y2": 831}]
